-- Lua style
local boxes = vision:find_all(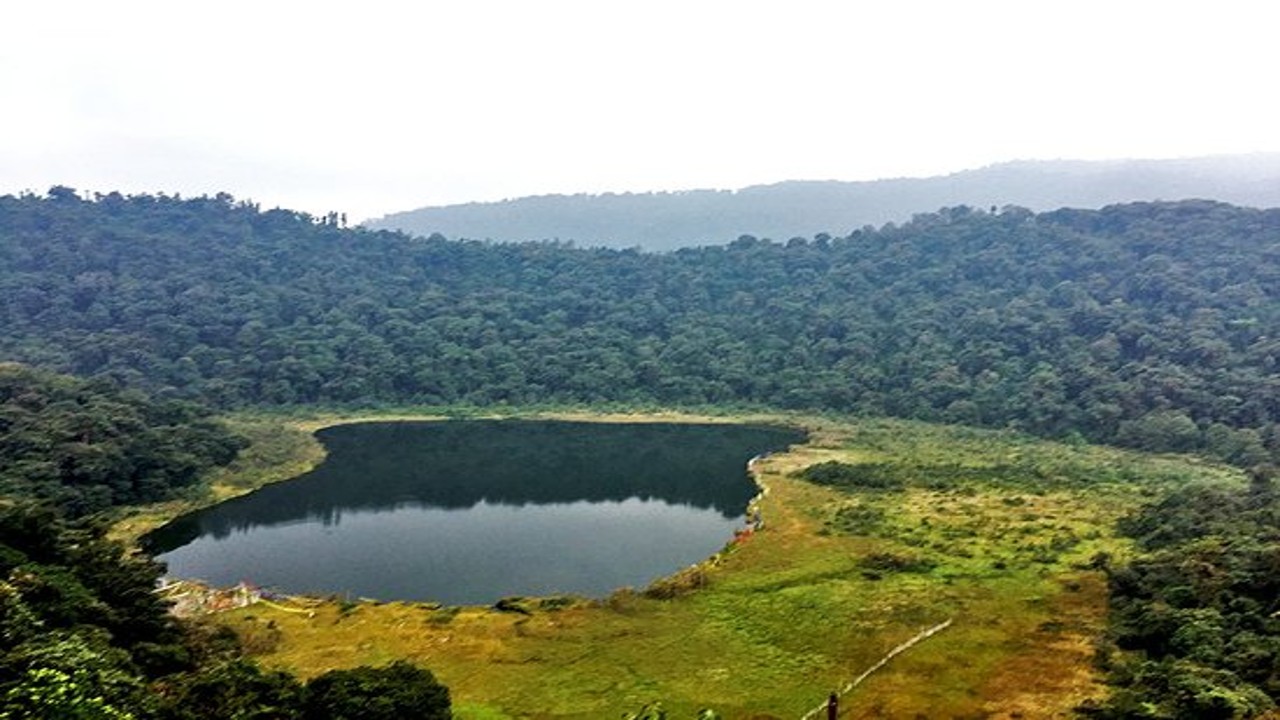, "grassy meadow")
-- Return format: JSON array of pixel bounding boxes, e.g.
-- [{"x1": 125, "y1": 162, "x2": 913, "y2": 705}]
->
[{"x1": 133, "y1": 412, "x2": 1245, "y2": 718}]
